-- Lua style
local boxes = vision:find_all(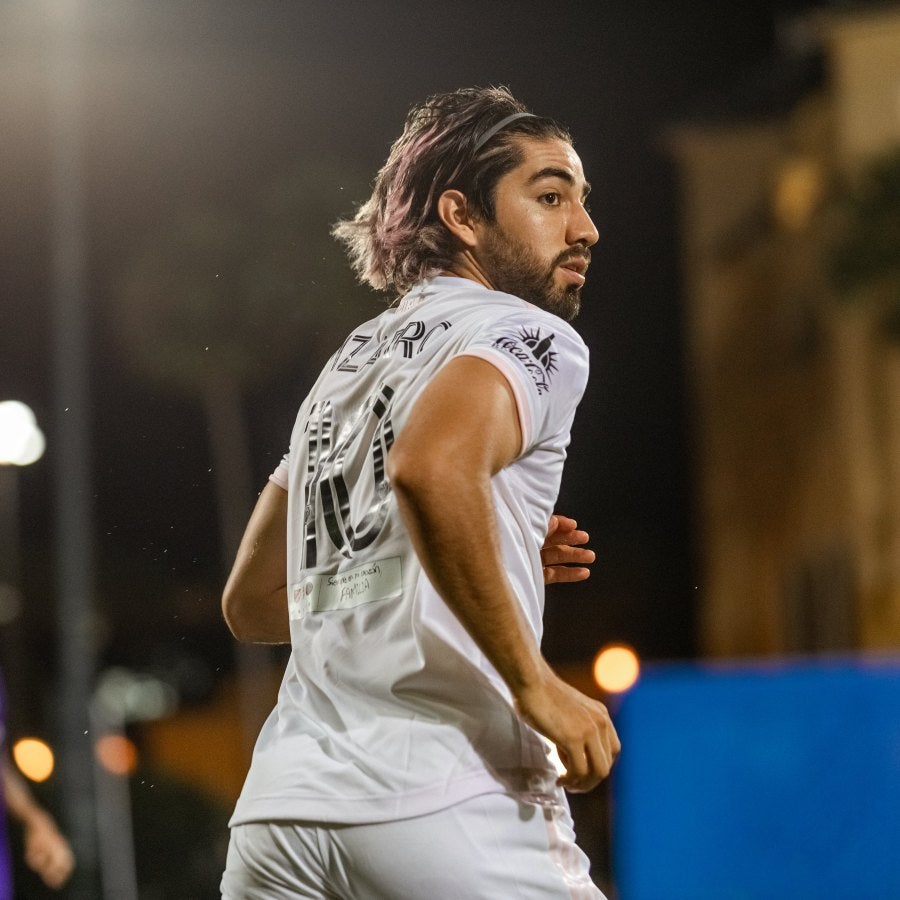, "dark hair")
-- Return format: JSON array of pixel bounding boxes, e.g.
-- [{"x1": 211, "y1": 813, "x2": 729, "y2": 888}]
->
[{"x1": 332, "y1": 86, "x2": 571, "y2": 295}]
